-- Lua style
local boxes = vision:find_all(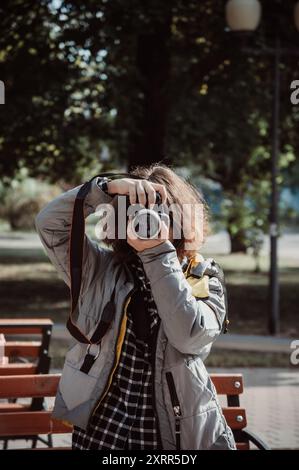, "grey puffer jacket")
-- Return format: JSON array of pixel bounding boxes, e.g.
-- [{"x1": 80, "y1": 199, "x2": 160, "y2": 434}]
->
[{"x1": 35, "y1": 178, "x2": 236, "y2": 450}]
